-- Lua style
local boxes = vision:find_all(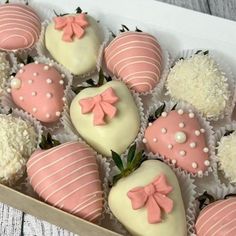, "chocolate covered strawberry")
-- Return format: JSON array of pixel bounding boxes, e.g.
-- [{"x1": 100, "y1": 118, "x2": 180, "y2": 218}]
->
[
  {"x1": 104, "y1": 27, "x2": 162, "y2": 93},
  {"x1": 143, "y1": 104, "x2": 212, "y2": 175},
  {"x1": 10, "y1": 61, "x2": 66, "y2": 123},
  {"x1": 27, "y1": 134, "x2": 104, "y2": 223}
]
